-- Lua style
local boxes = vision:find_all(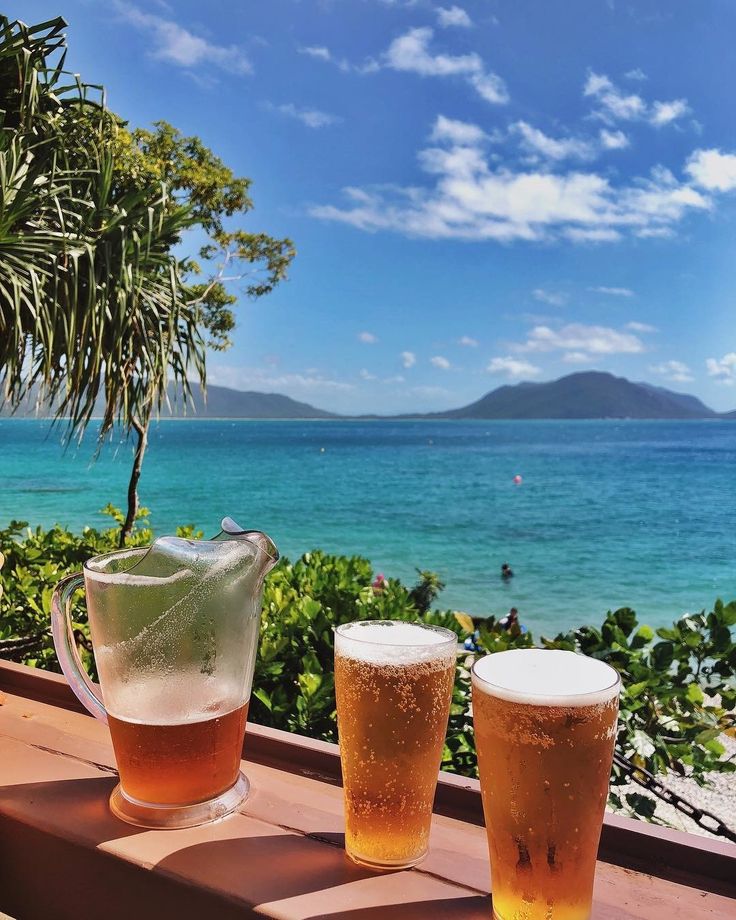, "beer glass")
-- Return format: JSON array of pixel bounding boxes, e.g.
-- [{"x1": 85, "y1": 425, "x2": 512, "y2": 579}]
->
[
  {"x1": 334, "y1": 620, "x2": 457, "y2": 870},
  {"x1": 472, "y1": 648, "x2": 620, "y2": 920},
  {"x1": 50, "y1": 519, "x2": 278, "y2": 829}
]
